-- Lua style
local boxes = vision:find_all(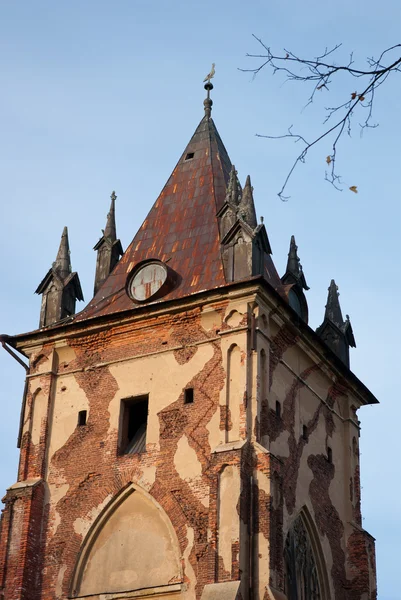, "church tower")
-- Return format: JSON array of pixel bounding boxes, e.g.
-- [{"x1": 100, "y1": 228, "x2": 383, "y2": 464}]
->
[{"x1": 0, "y1": 81, "x2": 377, "y2": 600}]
